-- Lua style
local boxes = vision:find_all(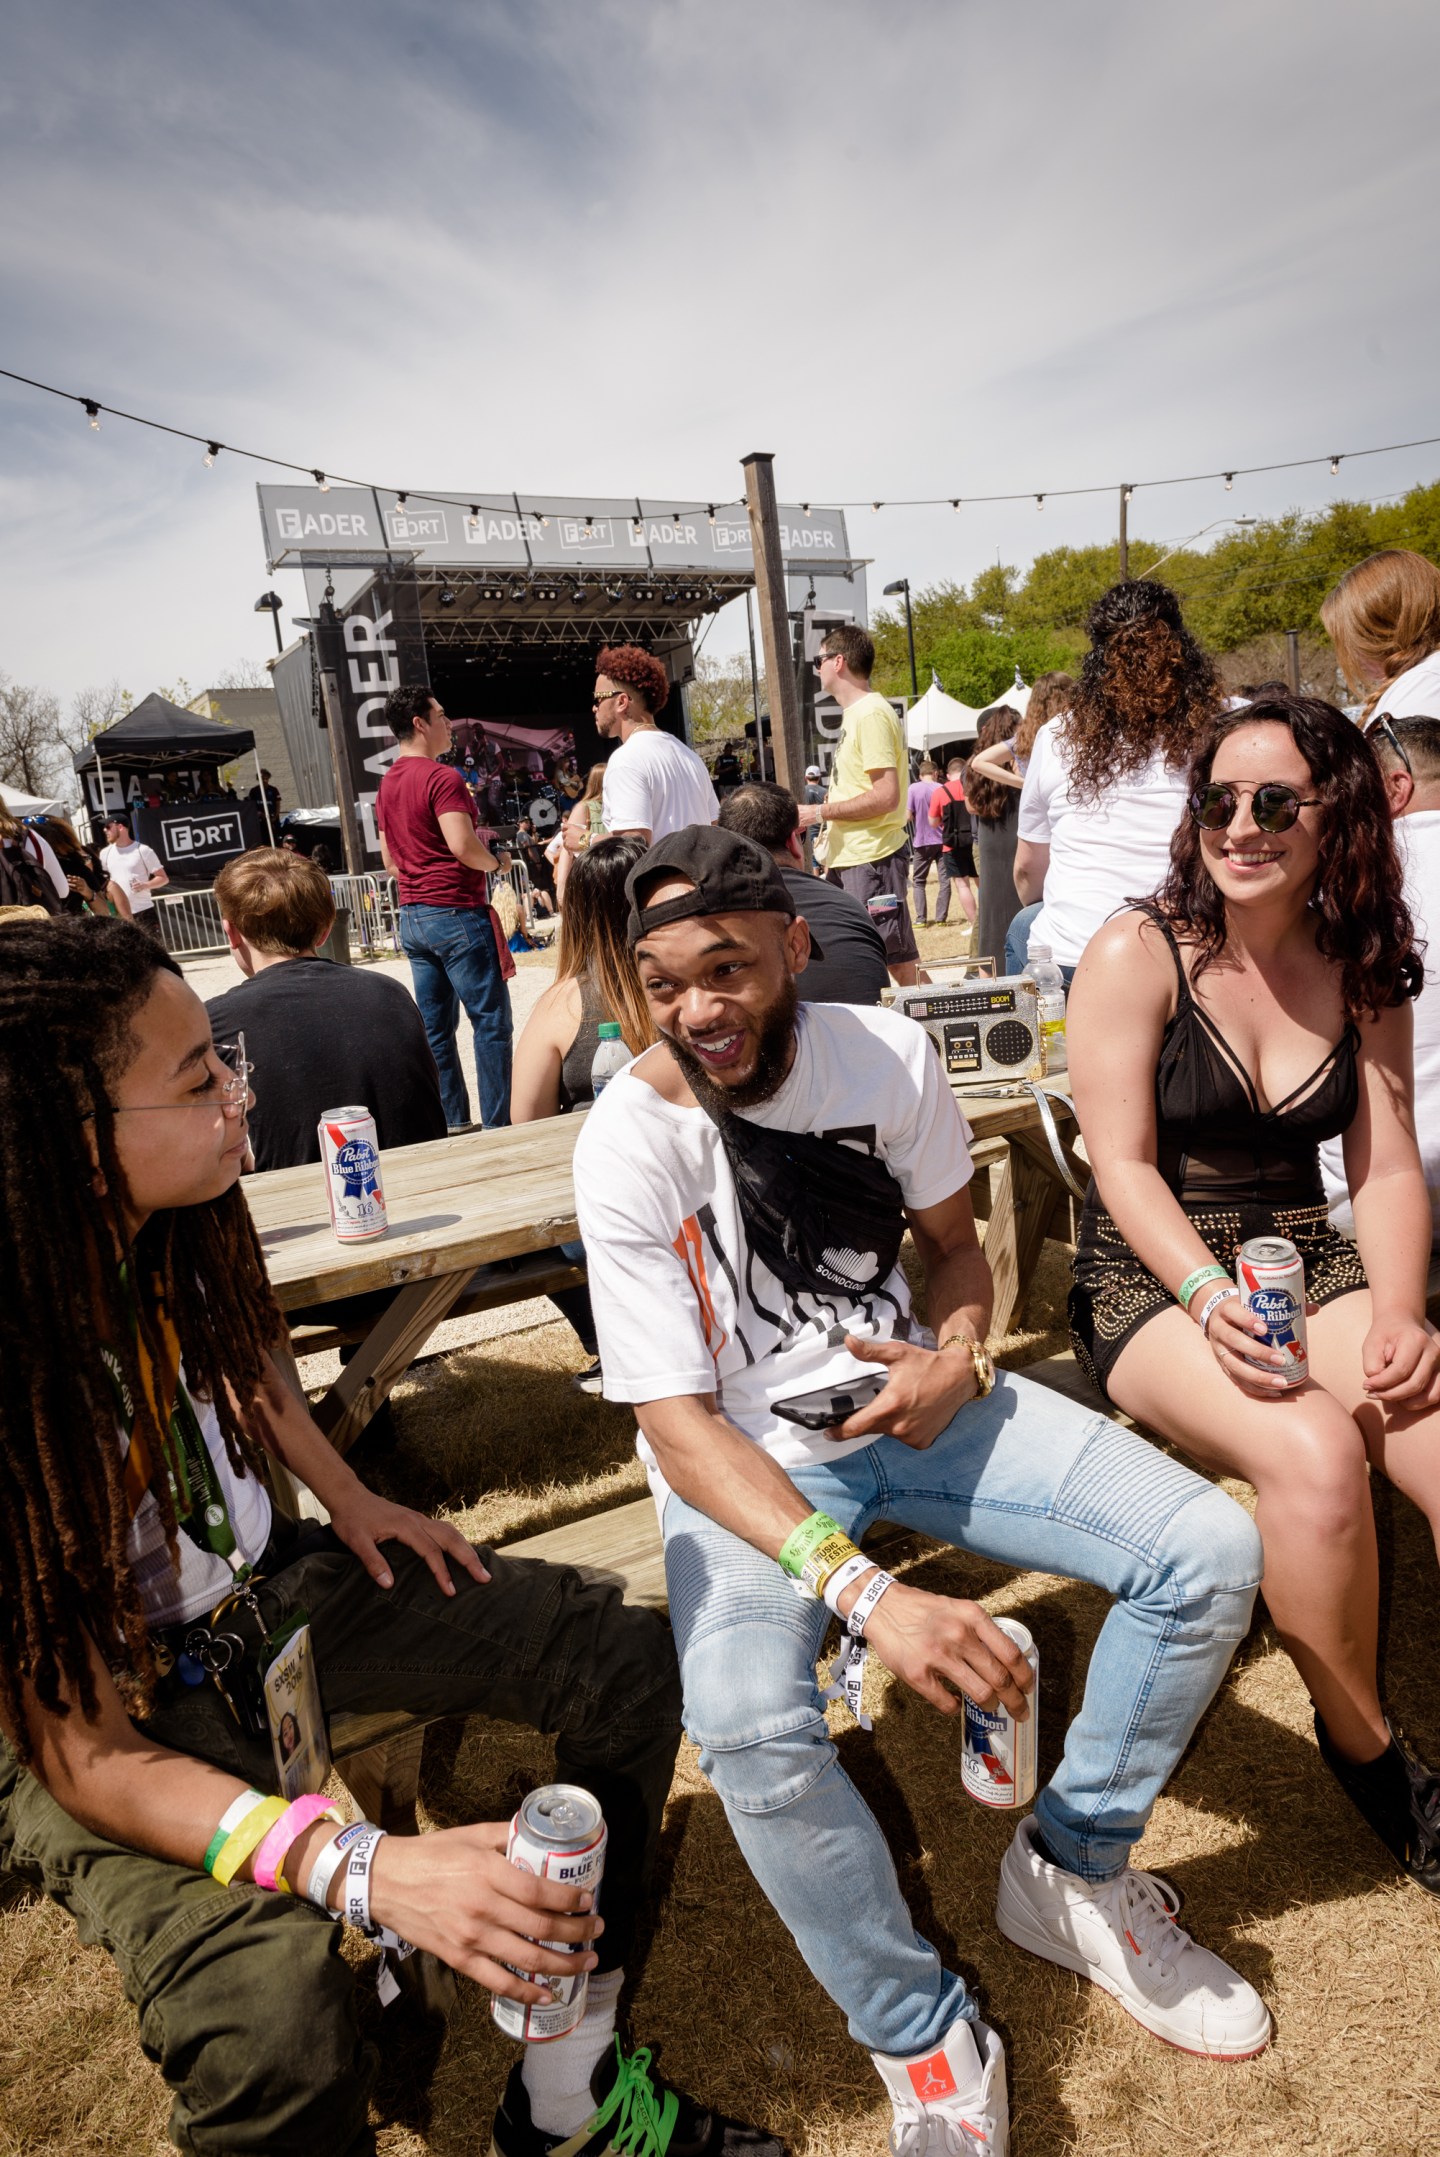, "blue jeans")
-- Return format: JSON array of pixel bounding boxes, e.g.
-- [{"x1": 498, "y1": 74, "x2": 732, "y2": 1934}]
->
[
  {"x1": 399, "y1": 903, "x2": 513, "y2": 1129},
  {"x1": 662, "y1": 1372, "x2": 1261, "y2": 2057},
  {"x1": 1004, "y1": 900, "x2": 1042, "y2": 974}
]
